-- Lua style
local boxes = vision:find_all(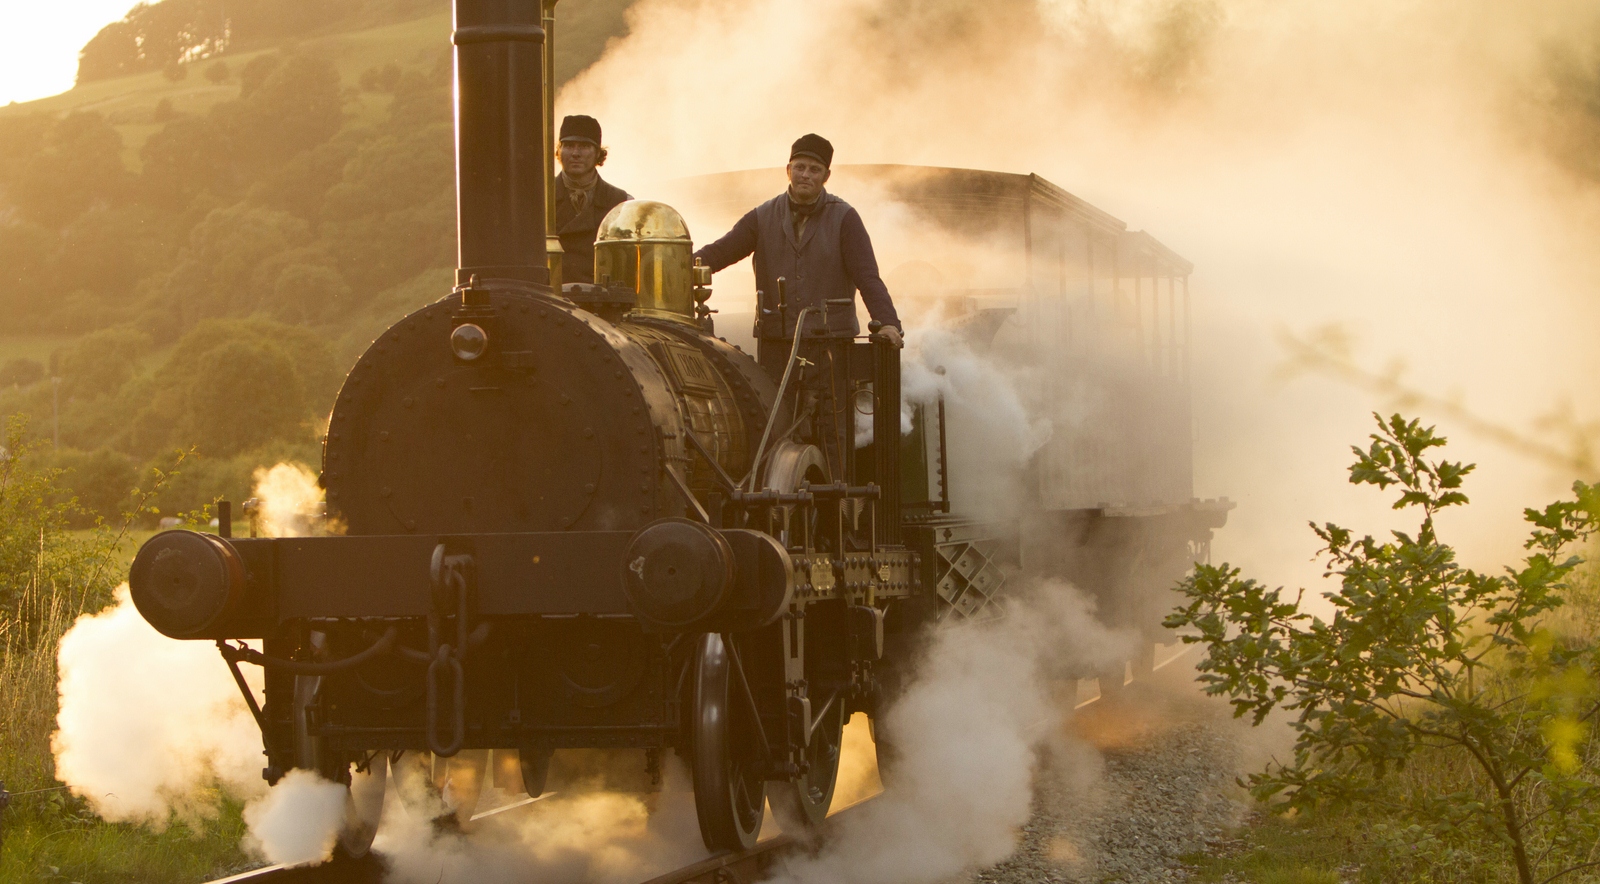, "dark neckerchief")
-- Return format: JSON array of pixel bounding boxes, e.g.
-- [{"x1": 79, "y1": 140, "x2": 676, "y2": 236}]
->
[
  {"x1": 565, "y1": 173, "x2": 599, "y2": 213},
  {"x1": 788, "y1": 188, "x2": 826, "y2": 217},
  {"x1": 788, "y1": 188, "x2": 826, "y2": 239}
]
